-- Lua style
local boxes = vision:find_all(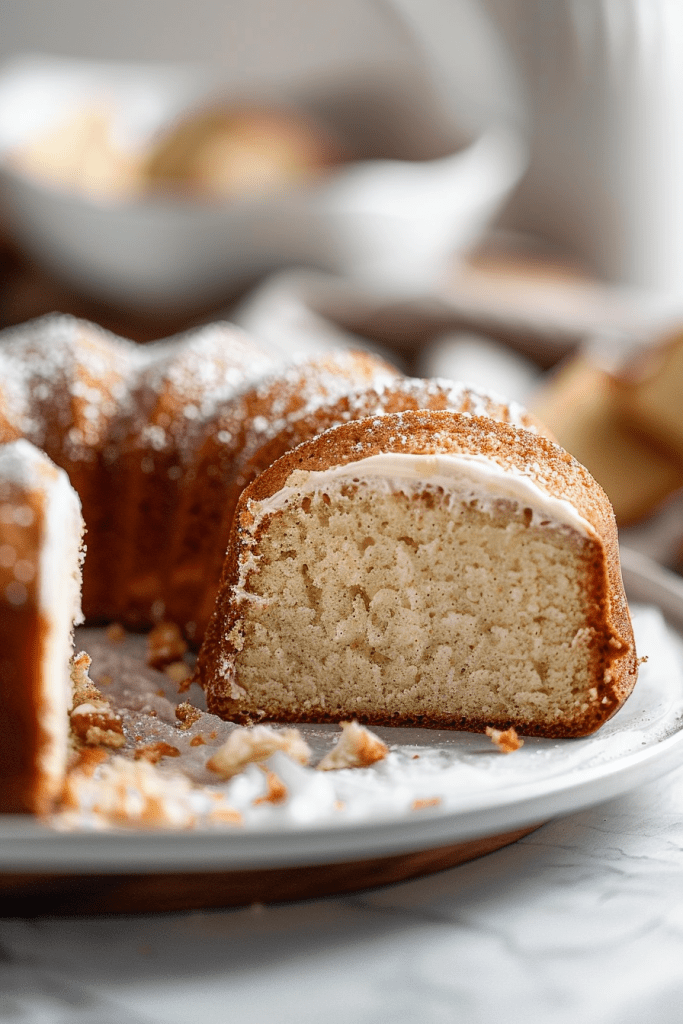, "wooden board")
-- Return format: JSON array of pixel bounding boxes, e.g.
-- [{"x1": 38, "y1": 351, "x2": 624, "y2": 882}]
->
[{"x1": 0, "y1": 824, "x2": 542, "y2": 916}]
